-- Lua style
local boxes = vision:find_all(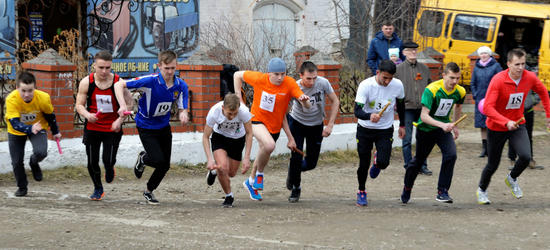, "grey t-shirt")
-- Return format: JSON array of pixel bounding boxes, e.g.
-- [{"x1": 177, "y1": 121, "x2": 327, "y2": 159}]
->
[{"x1": 290, "y1": 76, "x2": 334, "y2": 126}]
